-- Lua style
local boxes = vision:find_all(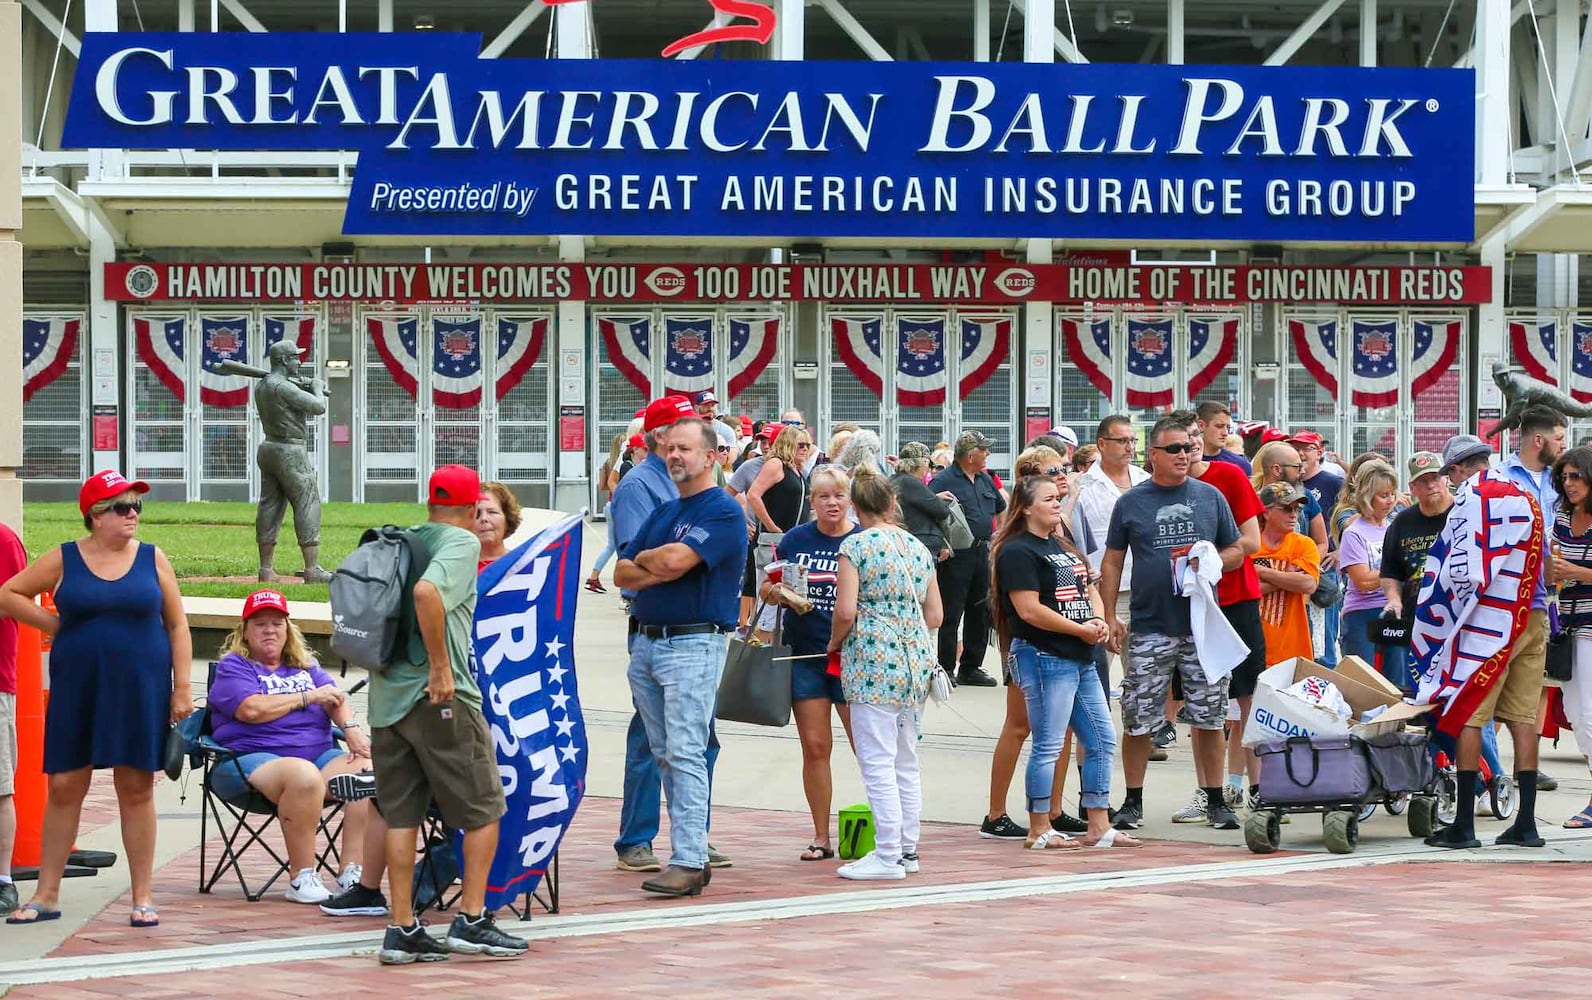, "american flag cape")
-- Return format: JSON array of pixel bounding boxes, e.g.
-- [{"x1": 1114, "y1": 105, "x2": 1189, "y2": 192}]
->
[{"x1": 1410, "y1": 467, "x2": 1543, "y2": 736}]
